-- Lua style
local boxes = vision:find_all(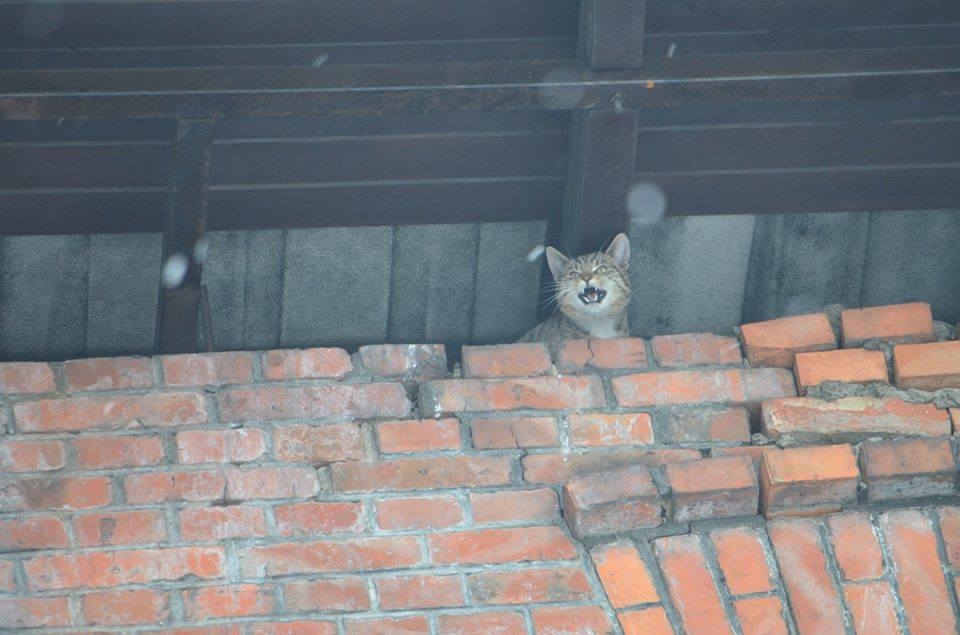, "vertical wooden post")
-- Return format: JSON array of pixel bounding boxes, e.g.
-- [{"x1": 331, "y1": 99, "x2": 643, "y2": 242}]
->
[{"x1": 580, "y1": 0, "x2": 646, "y2": 69}]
